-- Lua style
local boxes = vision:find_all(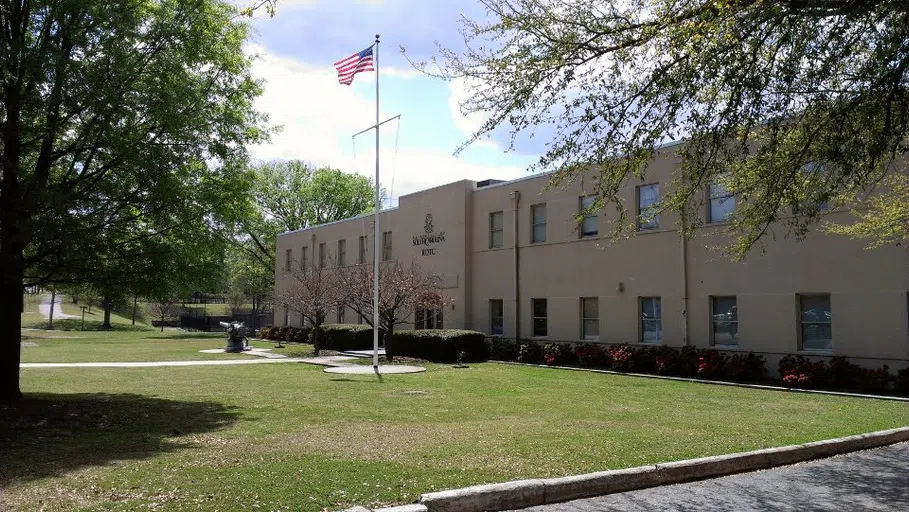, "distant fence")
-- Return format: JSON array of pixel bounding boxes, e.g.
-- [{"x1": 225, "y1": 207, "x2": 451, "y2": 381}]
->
[{"x1": 180, "y1": 308, "x2": 269, "y2": 332}]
